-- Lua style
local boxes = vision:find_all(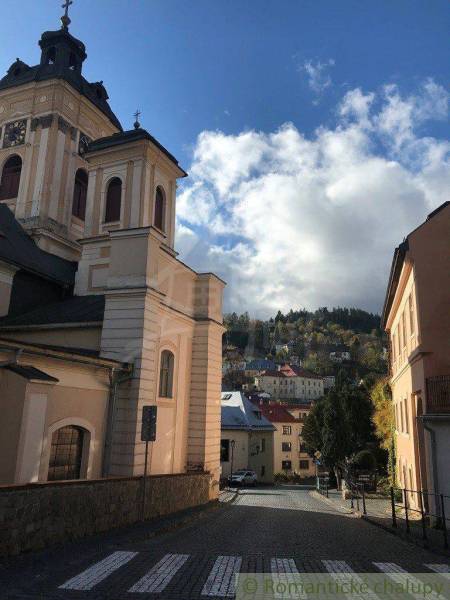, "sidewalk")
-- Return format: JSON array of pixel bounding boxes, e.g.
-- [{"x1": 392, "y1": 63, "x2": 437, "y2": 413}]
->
[{"x1": 314, "y1": 487, "x2": 450, "y2": 558}]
